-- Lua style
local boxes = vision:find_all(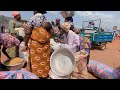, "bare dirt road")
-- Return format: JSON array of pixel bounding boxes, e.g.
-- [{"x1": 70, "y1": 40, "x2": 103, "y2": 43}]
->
[
  {"x1": 87, "y1": 39, "x2": 120, "y2": 79},
  {"x1": 90, "y1": 39, "x2": 120, "y2": 69}
]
